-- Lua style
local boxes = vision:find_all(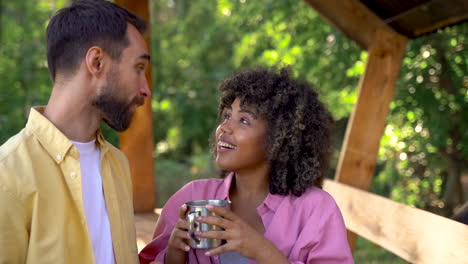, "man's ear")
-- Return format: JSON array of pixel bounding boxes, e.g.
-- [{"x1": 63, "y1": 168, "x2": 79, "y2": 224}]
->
[{"x1": 85, "y1": 47, "x2": 105, "y2": 77}]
